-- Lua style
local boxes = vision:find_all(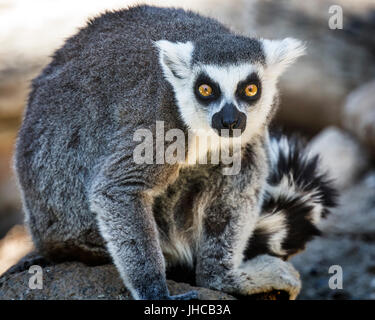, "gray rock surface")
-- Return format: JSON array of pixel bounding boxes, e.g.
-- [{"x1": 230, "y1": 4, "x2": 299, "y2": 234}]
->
[
  {"x1": 342, "y1": 79, "x2": 375, "y2": 158},
  {"x1": 319, "y1": 171, "x2": 375, "y2": 235},
  {"x1": 292, "y1": 237, "x2": 375, "y2": 300},
  {"x1": 291, "y1": 174, "x2": 375, "y2": 300},
  {"x1": 307, "y1": 127, "x2": 370, "y2": 190},
  {"x1": 0, "y1": 262, "x2": 235, "y2": 300}
]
